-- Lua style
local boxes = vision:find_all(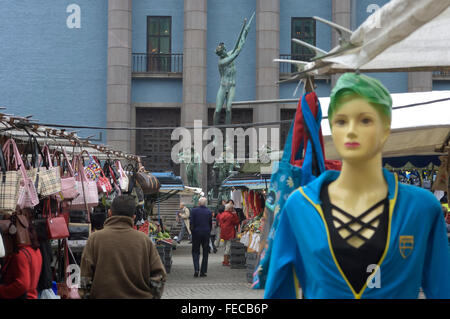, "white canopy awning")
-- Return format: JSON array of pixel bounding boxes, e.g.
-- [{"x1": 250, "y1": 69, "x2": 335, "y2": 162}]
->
[
  {"x1": 293, "y1": 0, "x2": 450, "y2": 75},
  {"x1": 323, "y1": 125, "x2": 449, "y2": 160},
  {"x1": 317, "y1": 90, "x2": 450, "y2": 159},
  {"x1": 318, "y1": 90, "x2": 450, "y2": 136}
]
